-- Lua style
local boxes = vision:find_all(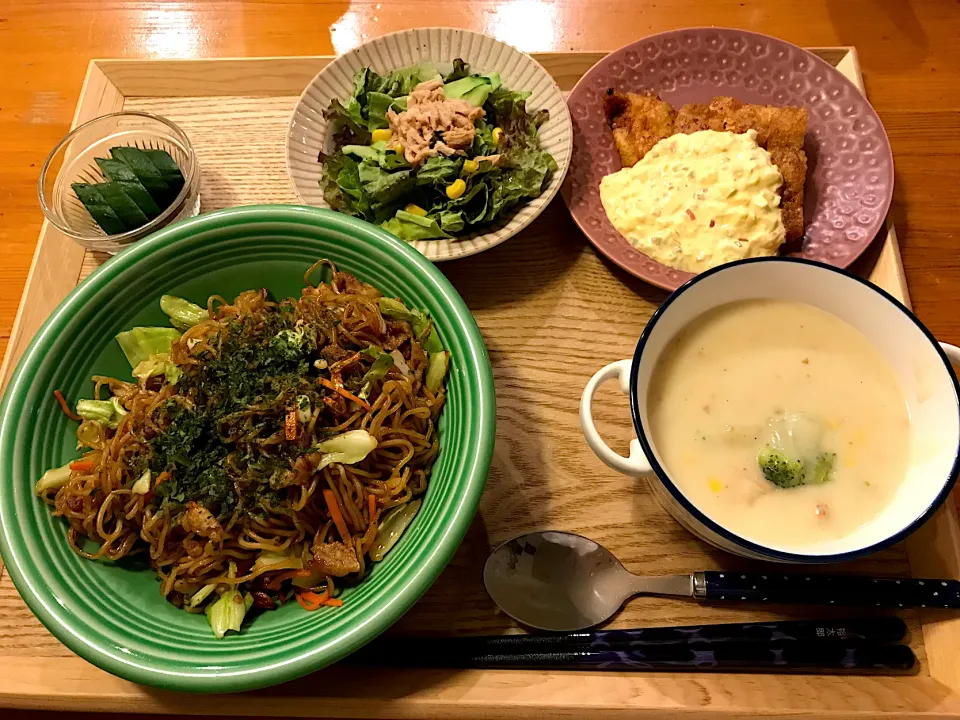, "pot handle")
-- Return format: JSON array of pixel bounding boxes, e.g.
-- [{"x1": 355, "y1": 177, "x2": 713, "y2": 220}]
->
[
  {"x1": 941, "y1": 343, "x2": 960, "y2": 367},
  {"x1": 580, "y1": 359, "x2": 652, "y2": 477}
]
